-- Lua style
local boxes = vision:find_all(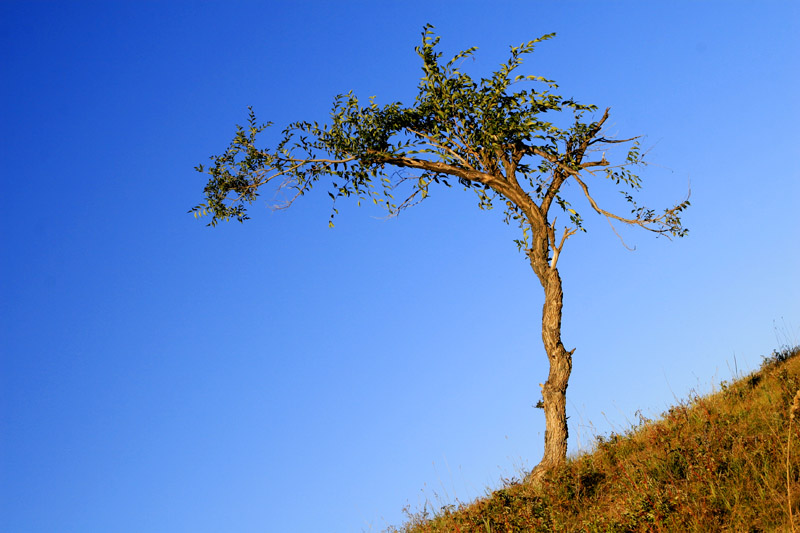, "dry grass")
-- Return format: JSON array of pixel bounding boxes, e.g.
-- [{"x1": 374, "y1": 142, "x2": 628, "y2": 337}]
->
[{"x1": 389, "y1": 345, "x2": 800, "y2": 532}]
